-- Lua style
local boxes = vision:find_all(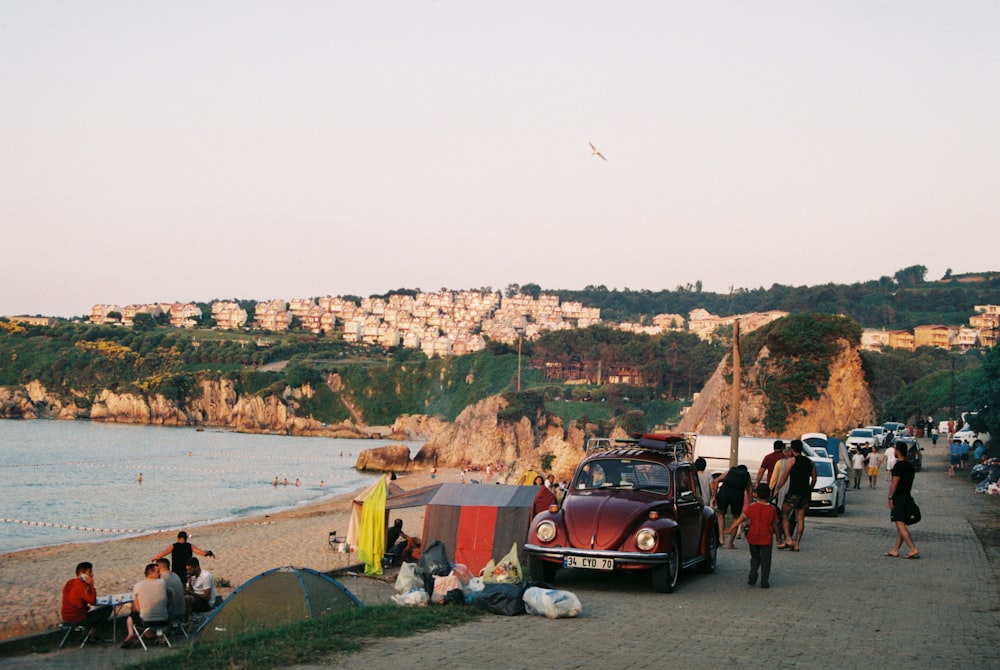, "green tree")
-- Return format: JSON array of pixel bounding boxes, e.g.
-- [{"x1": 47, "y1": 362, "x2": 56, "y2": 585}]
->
[
  {"x1": 893, "y1": 265, "x2": 928, "y2": 287},
  {"x1": 968, "y1": 345, "x2": 1000, "y2": 439}
]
